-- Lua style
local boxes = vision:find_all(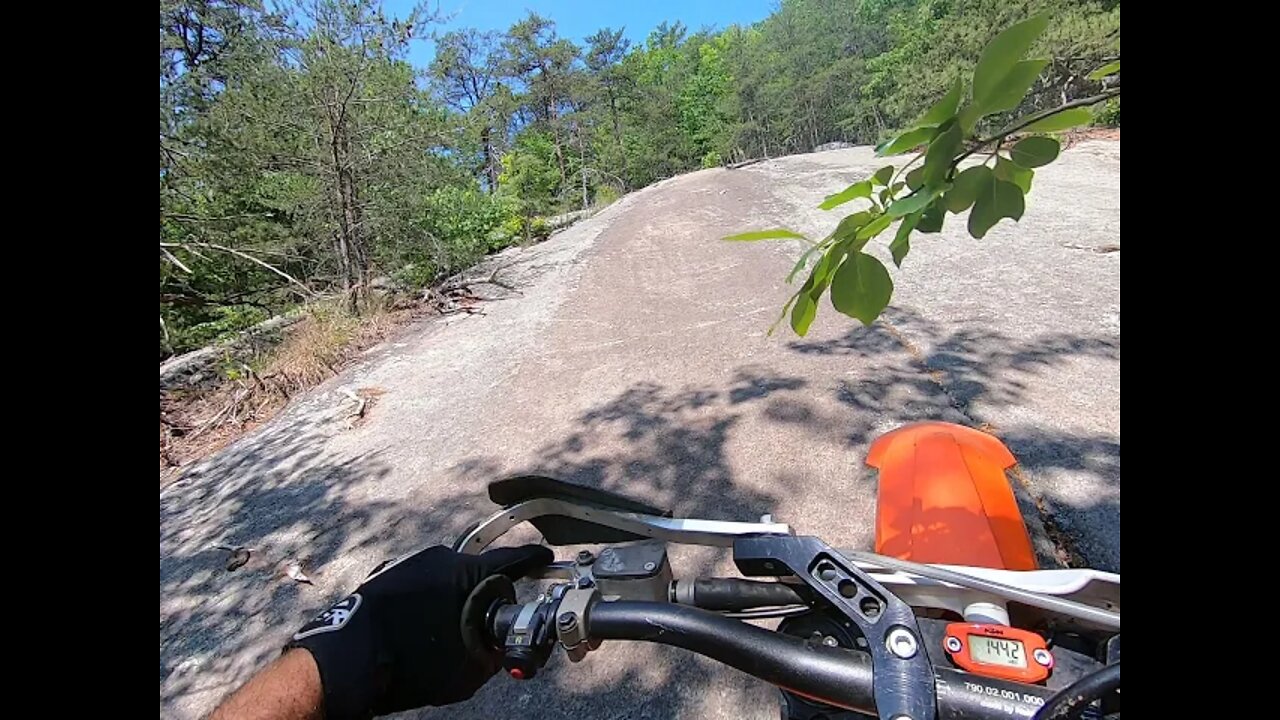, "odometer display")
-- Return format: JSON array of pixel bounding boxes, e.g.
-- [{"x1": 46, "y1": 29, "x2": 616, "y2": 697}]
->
[{"x1": 968, "y1": 635, "x2": 1027, "y2": 668}]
